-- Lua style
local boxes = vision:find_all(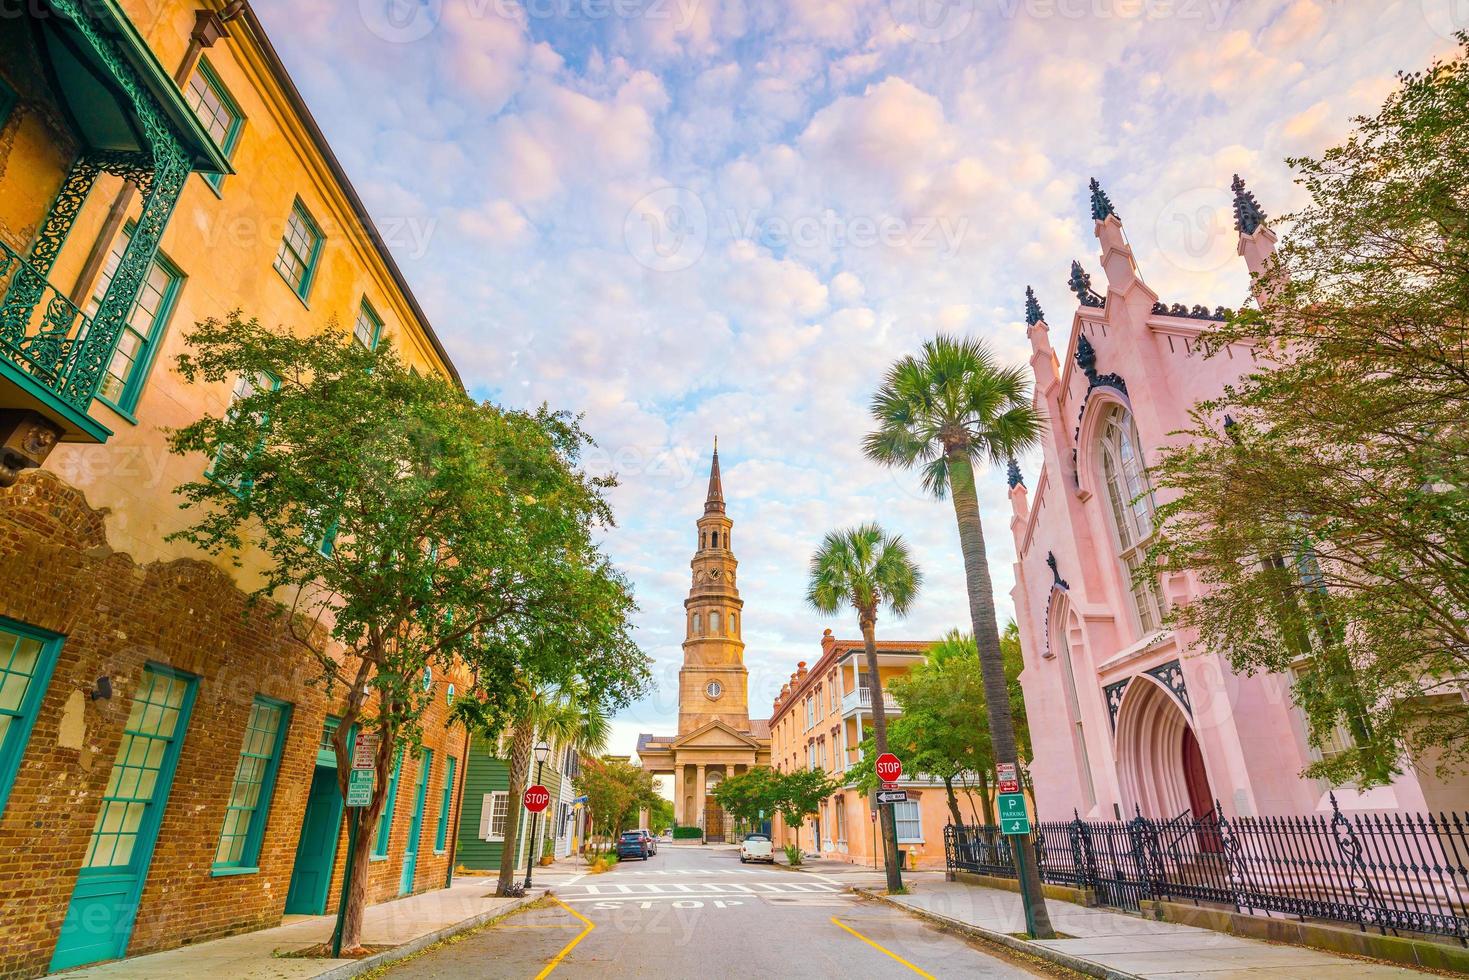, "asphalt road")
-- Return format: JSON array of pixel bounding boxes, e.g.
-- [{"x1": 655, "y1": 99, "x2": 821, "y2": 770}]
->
[{"x1": 385, "y1": 844, "x2": 1047, "y2": 979}]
